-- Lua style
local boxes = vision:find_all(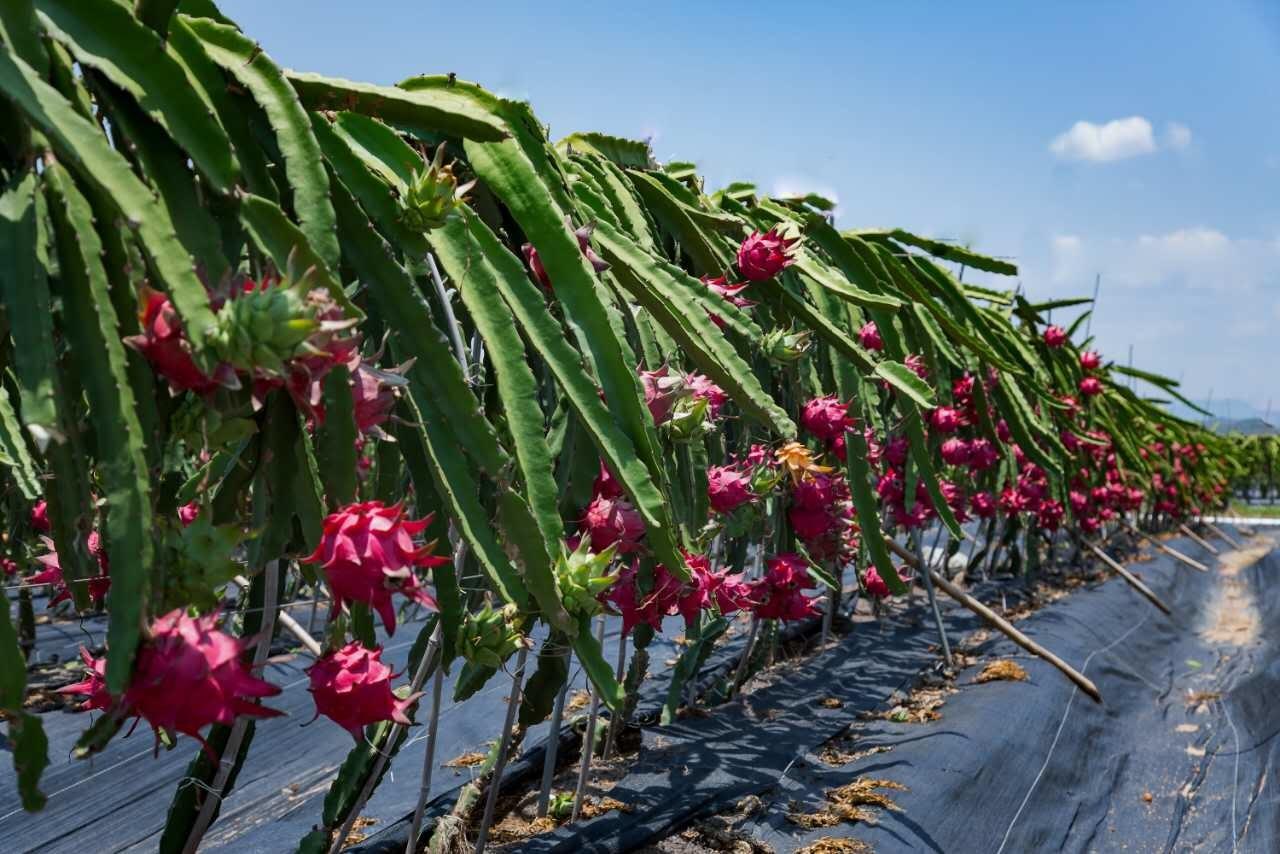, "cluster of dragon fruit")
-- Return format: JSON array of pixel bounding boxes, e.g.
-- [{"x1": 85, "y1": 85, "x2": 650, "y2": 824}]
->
[{"x1": 2, "y1": 222, "x2": 1226, "y2": 755}]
